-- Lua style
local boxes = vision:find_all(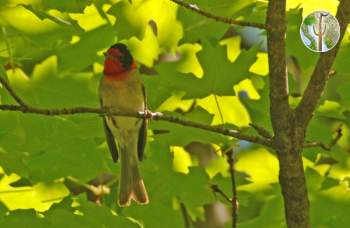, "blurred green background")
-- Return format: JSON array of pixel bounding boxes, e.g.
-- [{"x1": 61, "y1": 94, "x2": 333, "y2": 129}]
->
[{"x1": 0, "y1": 0, "x2": 350, "y2": 227}]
